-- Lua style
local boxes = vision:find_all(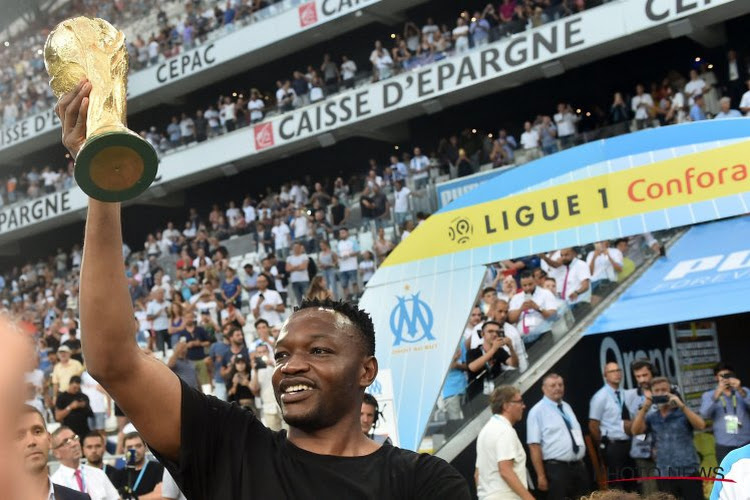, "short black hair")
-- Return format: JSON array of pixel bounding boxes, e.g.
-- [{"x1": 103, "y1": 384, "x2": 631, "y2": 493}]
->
[
  {"x1": 363, "y1": 393, "x2": 378, "y2": 409},
  {"x1": 482, "y1": 286, "x2": 496, "y2": 296},
  {"x1": 82, "y1": 431, "x2": 105, "y2": 445},
  {"x1": 631, "y1": 358, "x2": 655, "y2": 375},
  {"x1": 254, "y1": 318, "x2": 269, "y2": 329},
  {"x1": 295, "y1": 299, "x2": 375, "y2": 356},
  {"x1": 481, "y1": 320, "x2": 503, "y2": 332},
  {"x1": 519, "y1": 270, "x2": 534, "y2": 281},
  {"x1": 714, "y1": 362, "x2": 734, "y2": 375}
]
